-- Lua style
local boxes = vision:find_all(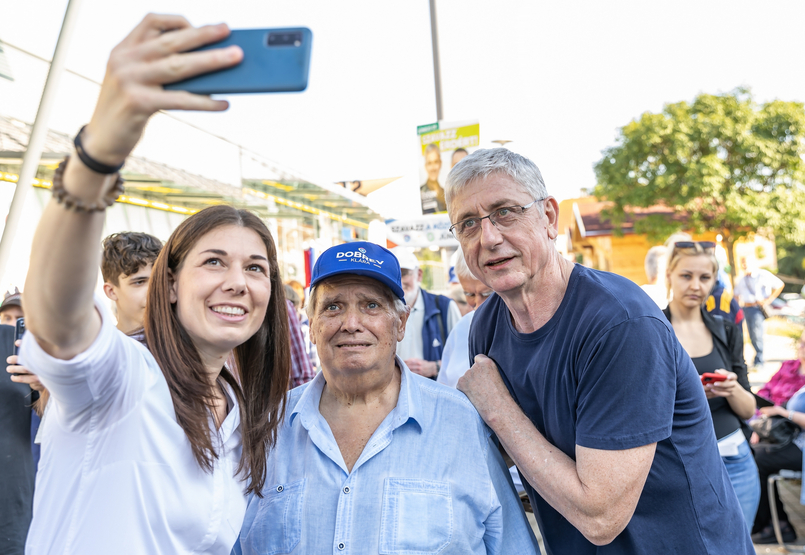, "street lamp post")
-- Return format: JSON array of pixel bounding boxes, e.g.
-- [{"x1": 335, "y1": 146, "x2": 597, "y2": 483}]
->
[{"x1": 428, "y1": 0, "x2": 444, "y2": 122}]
